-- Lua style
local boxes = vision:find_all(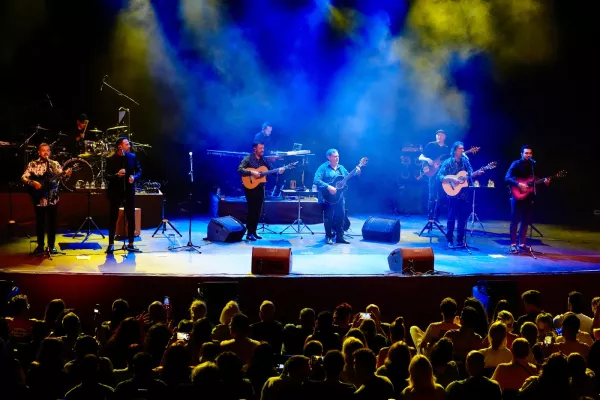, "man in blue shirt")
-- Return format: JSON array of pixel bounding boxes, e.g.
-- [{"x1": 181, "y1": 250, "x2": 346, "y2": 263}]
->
[{"x1": 313, "y1": 149, "x2": 359, "y2": 245}]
